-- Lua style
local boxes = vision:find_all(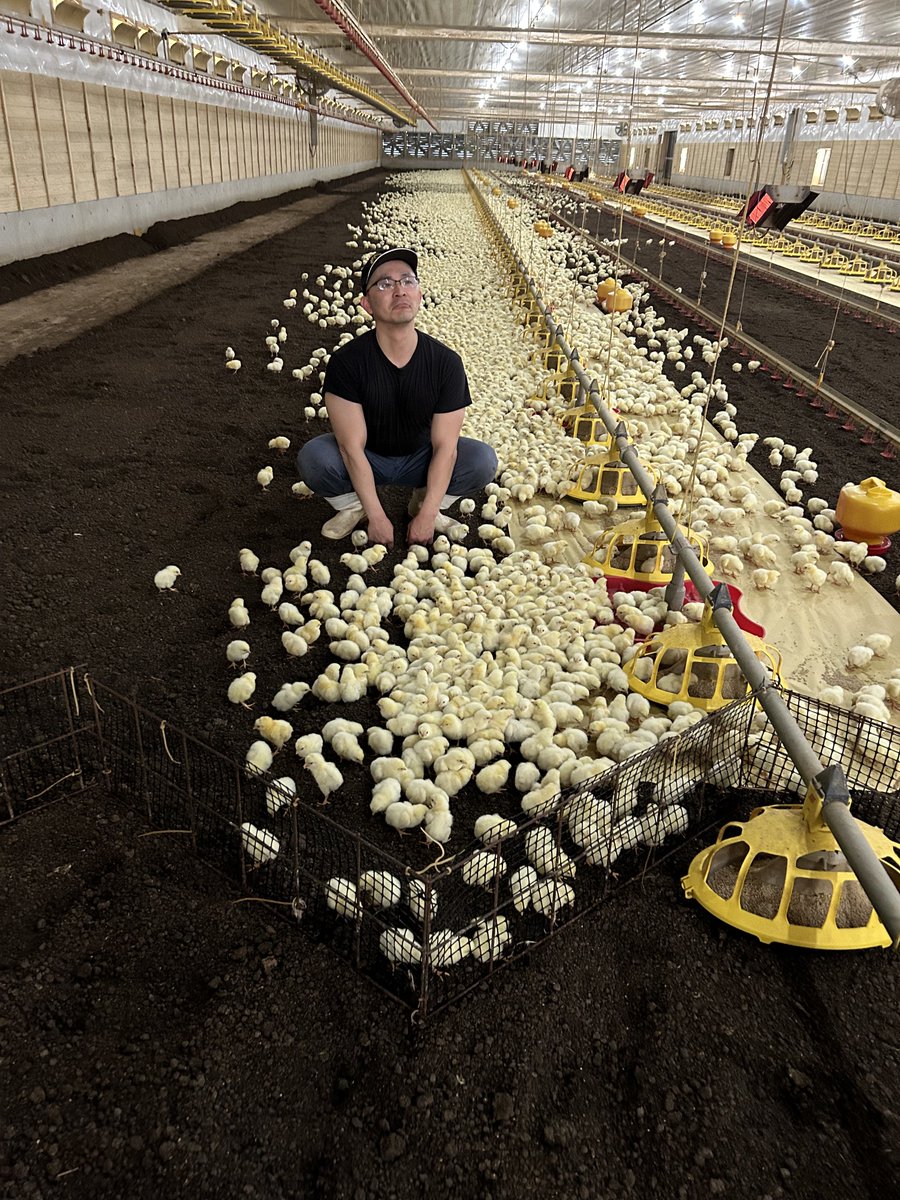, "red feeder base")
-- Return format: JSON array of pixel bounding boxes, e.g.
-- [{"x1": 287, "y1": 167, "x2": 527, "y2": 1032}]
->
[
  {"x1": 598, "y1": 576, "x2": 766, "y2": 638},
  {"x1": 834, "y1": 529, "x2": 892, "y2": 554}
]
